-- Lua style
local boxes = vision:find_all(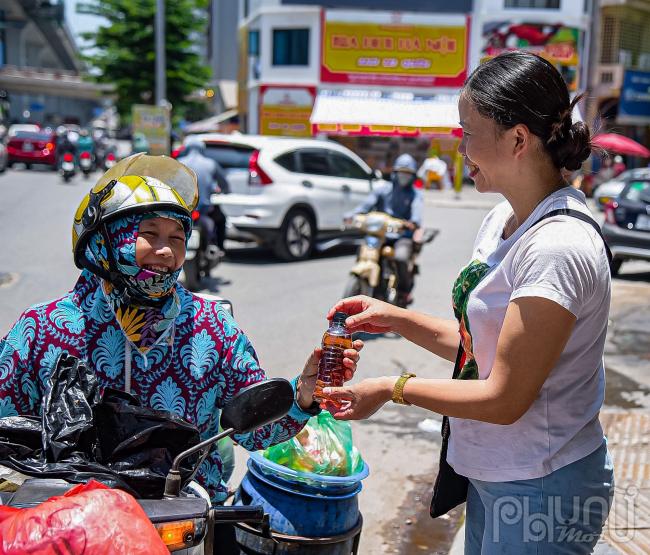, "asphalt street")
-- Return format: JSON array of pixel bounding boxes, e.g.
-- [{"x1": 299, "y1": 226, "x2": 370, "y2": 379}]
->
[{"x1": 1, "y1": 167, "x2": 649, "y2": 554}]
